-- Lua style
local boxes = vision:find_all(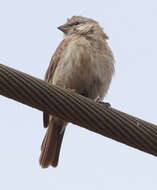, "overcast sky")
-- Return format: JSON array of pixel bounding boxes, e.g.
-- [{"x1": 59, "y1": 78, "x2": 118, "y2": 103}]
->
[{"x1": 1, "y1": 0, "x2": 157, "y2": 189}]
